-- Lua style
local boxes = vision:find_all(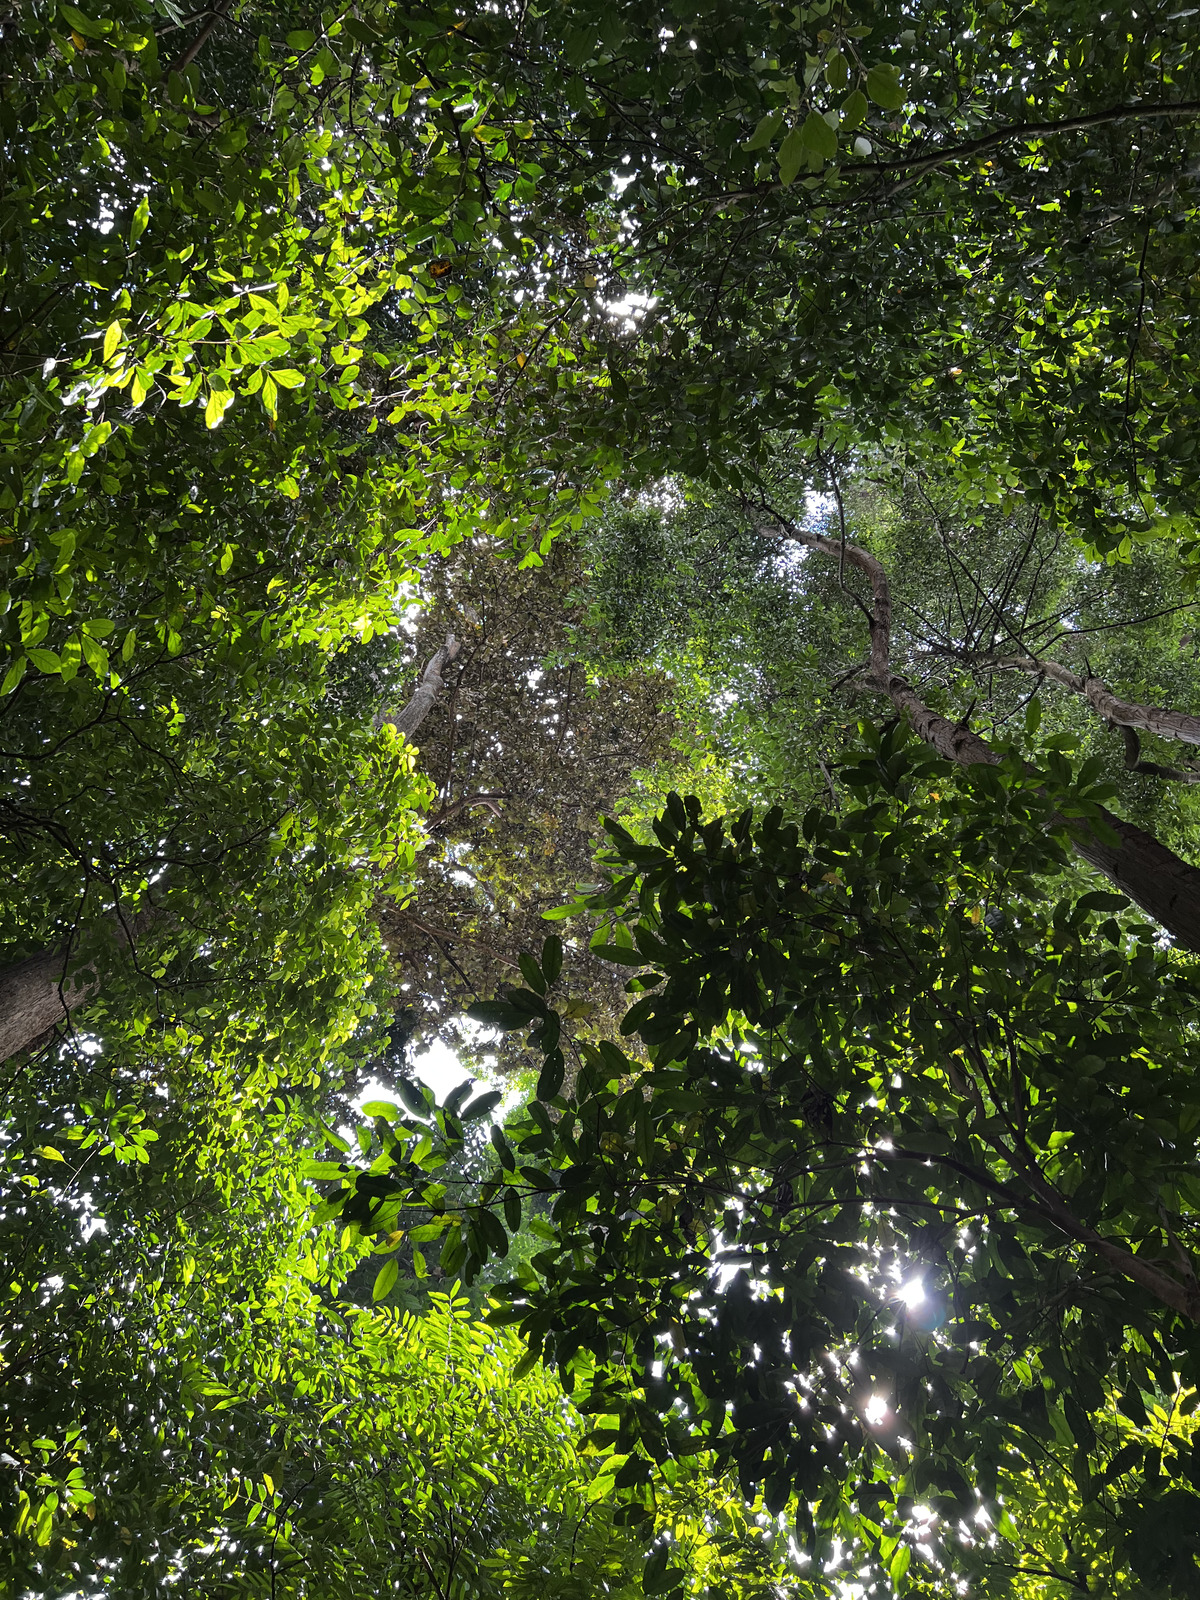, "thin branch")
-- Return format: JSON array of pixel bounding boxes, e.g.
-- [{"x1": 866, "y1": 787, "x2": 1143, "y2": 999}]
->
[
  {"x1": 165, "y1": 0, "x2": 231, "y2": 77},
  {"x1": 426, "y1": 792, "x2": 509, "y2": 831},
  {"x1": 713, "y1": 100, "x2": 1200, "y2": 210}
]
